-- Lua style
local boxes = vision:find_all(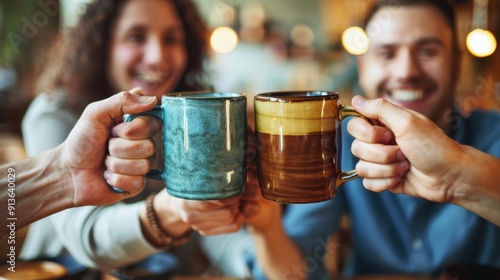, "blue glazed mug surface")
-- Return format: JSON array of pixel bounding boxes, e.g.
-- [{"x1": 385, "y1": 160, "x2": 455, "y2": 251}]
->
[{"x1": 126, "y1": 92, "x2": 247, "y2": 200}]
